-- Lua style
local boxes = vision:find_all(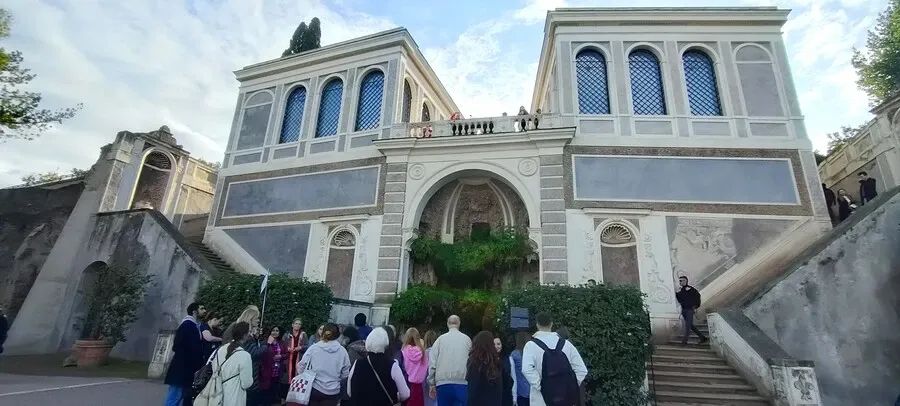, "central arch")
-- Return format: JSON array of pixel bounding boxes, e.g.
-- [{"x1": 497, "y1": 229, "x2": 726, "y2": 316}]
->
[
  {"x1": 402, "y1": 161, "x2": 541, "y2": 232},
  {"x1": 401, "y1": 161, "x2": 542, "y2": 289}
]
